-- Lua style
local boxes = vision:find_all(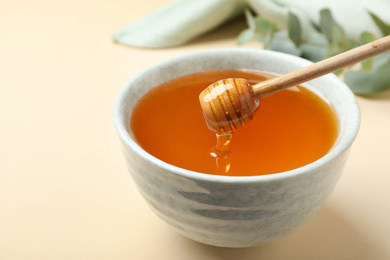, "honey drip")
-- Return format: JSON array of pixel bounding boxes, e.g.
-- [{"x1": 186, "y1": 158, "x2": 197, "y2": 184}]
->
[{"x1": 210, "y1": 133, "x2": 233, "y2": 174}]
